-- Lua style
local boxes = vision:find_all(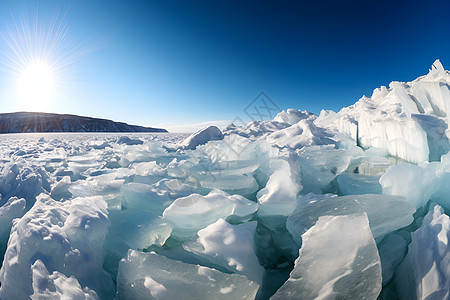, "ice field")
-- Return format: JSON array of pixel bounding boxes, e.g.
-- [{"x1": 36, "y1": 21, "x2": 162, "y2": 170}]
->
[{"x1": 1, "y1": 60, "x2": 450, "y2": 299}]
